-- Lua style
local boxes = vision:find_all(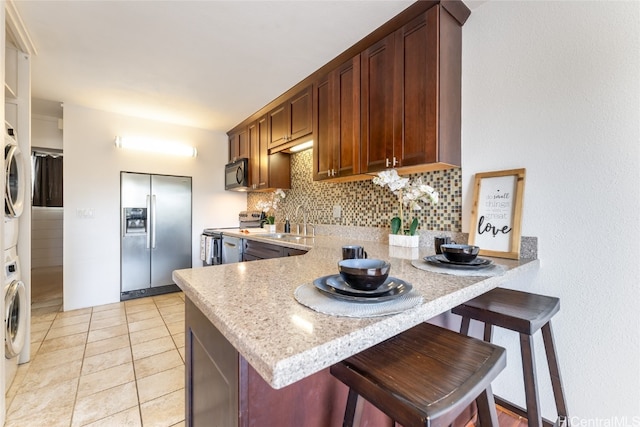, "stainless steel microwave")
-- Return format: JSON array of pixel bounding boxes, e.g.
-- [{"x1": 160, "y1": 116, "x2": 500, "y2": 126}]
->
[{"x1": 225, "y1": 158, "x2": 249, "y2": 191}]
